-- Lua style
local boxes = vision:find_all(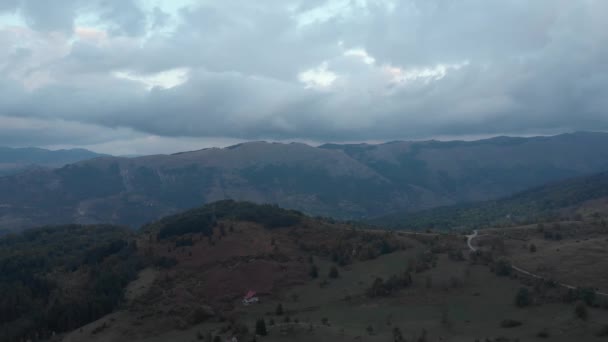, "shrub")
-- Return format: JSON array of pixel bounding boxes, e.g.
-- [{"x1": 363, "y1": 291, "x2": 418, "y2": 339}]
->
[
  {"x1": 537, "y1": 328, "x2": 550, "y2": 338},
  {"x1": 500, "y1": 319, "x2": 522, "y2": 328}
]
